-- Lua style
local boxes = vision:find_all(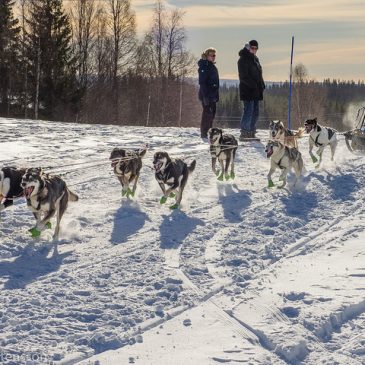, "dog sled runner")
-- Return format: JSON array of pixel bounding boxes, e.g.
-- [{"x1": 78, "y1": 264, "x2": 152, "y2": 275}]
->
[{"x1": 344, "y1": 107, "x2": 365, "y2": 153}]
